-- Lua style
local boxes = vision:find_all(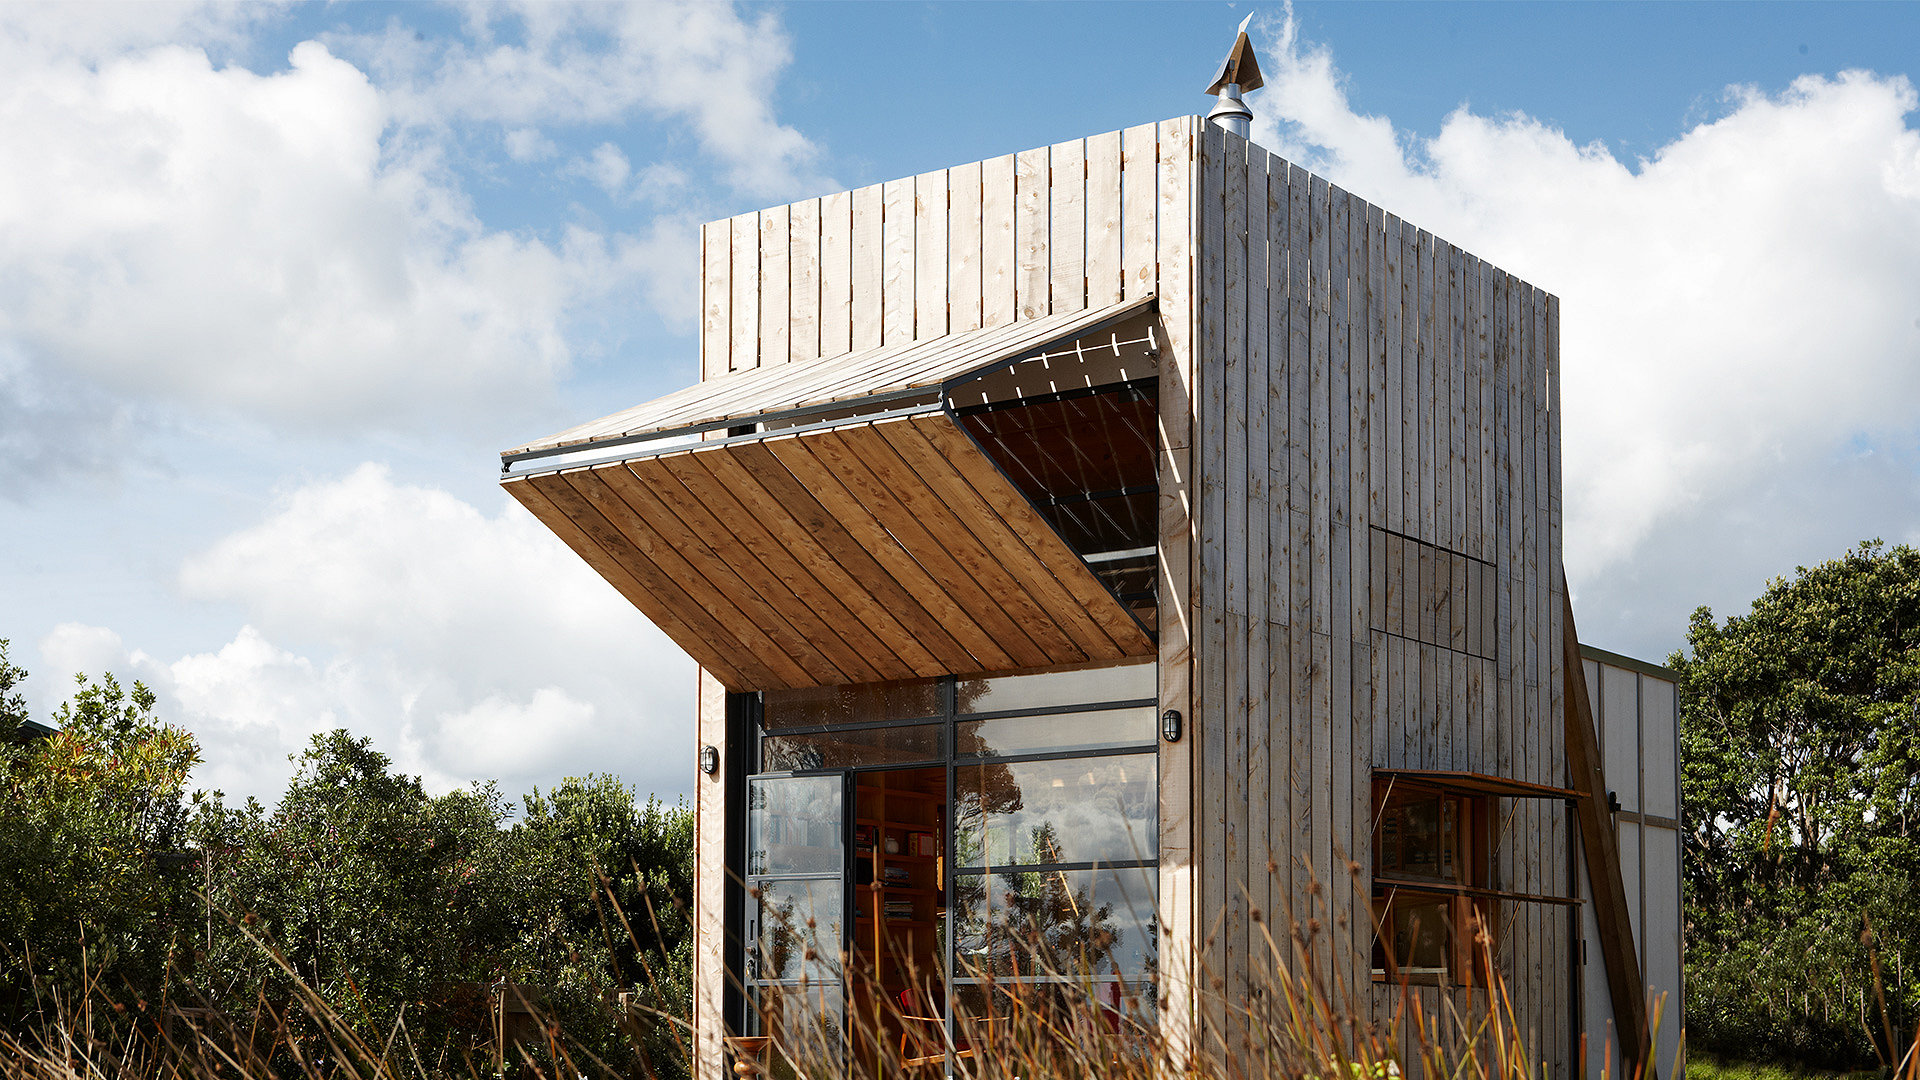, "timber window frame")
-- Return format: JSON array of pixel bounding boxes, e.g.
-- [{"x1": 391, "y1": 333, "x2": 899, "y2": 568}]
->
[
  {"x1": 1370, "y1": 778, "x2": 1494, "y2": 987},
  {"x1": 1369, "y1": 770, "x2": 1587, "y2": 988}
]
